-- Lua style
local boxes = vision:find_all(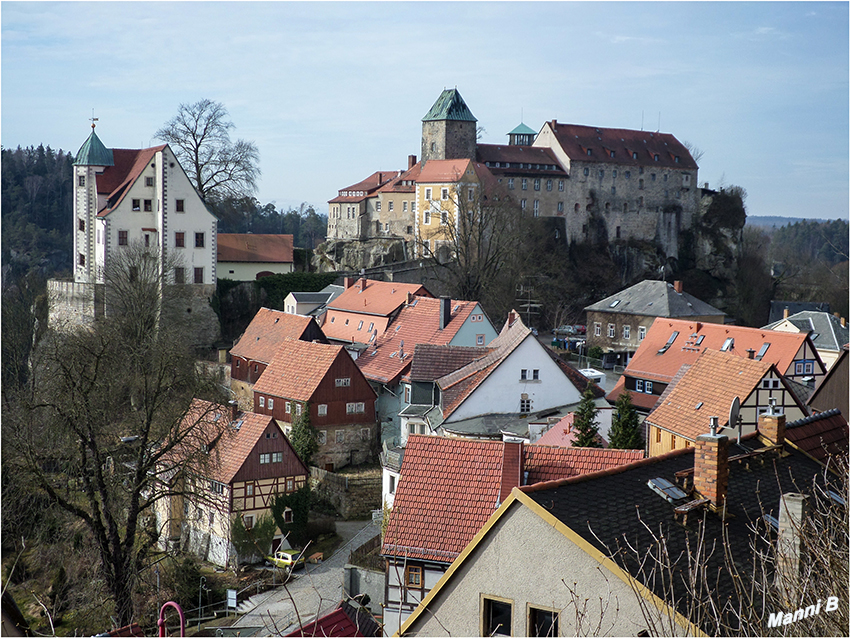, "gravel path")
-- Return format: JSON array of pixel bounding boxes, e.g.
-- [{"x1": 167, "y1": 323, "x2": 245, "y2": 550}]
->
[{"x1": 233, "y1": 519, "x2": 378, "y2": 634}]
